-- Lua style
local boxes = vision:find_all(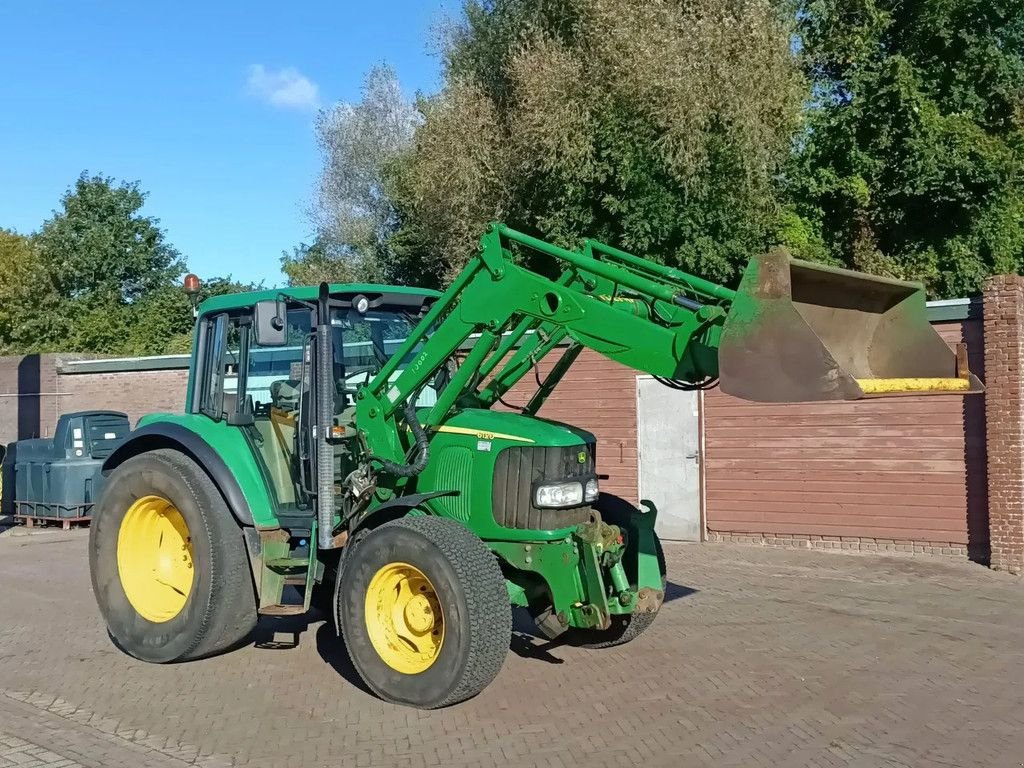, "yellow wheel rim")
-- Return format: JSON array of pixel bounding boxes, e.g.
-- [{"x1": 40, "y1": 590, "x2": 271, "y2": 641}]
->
[
  {"x1": 364, "y1": 562, "x2": 444, "y2": 674},
  {"x1": 116, "y1": 495, "x2": 194, "y2": 623}
]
